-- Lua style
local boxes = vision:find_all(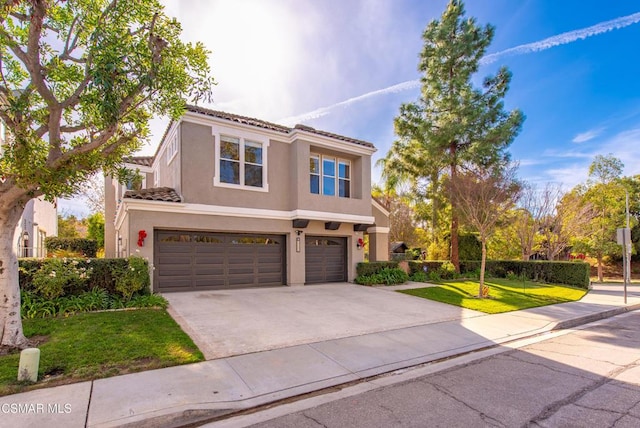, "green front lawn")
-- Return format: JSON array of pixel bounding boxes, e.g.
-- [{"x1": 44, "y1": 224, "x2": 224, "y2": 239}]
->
[
  {"x1": 0, "y1": 309, "x2": 204, "y2": 396},
  {"x1": 399, "y1": 279, "x2": 588, "y2": 314}
]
